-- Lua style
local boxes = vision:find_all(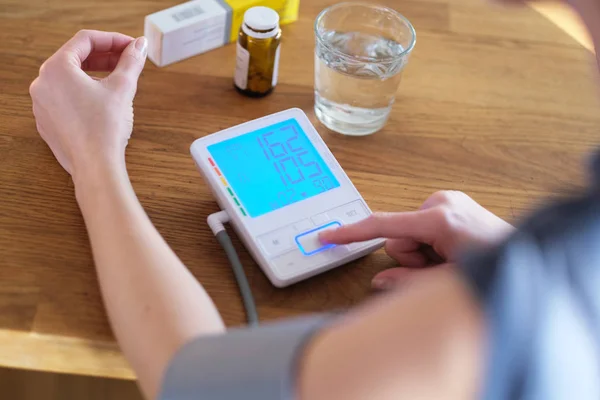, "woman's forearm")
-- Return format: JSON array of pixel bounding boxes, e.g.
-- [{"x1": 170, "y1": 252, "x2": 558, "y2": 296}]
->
[
  {"x1": 29, "y1": 31, "x2": 223, "y2": 400},
  {"x1": 74, "y1": 158, "x2": 225, "y2": 399}
]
